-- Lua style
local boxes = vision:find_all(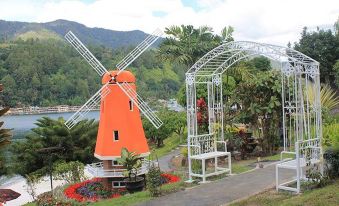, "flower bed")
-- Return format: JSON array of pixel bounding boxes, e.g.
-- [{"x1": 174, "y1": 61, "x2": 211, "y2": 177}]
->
[
  {"x1": 64, "y1": 174, "x2": 180, "y2": 202},
  {"x1": 64, "y1": 178, "x2": 123, "y2": 202},
  {"x1": 161, "y1": 173, "x2": 180, "y2": 184}
]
